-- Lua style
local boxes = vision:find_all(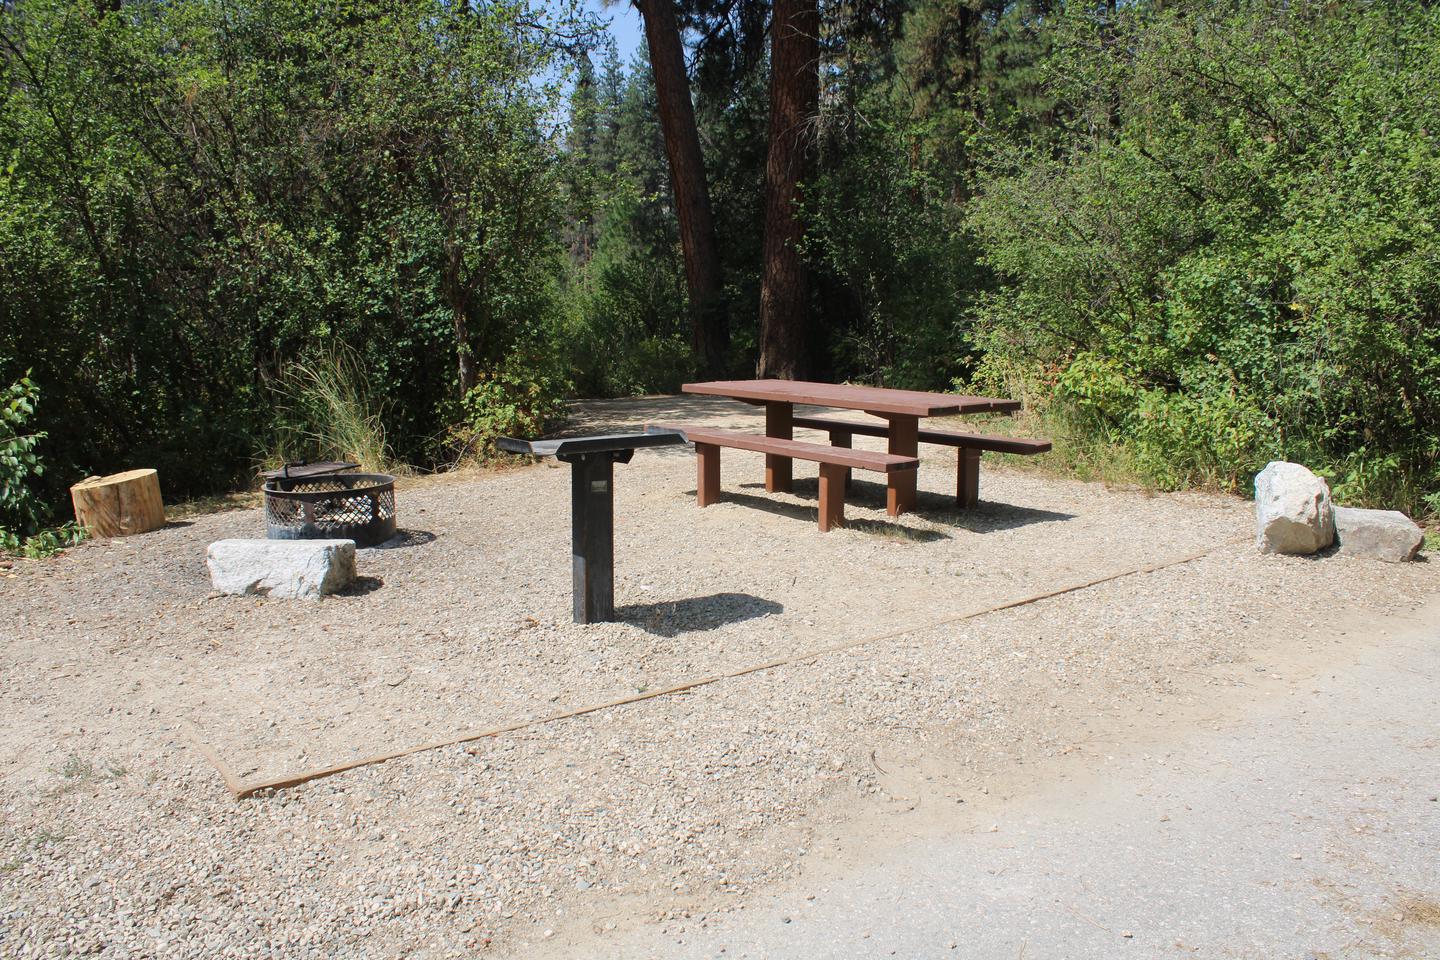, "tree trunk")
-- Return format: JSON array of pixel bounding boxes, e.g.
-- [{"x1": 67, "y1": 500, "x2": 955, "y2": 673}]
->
[
  {"x1": 442, "y1": 244, "x2": 477, "y2": 397},
  {"x1": 756, "y1": 0, "x2": 820, "y2": 379},
  {"x1": 452, "y1": 308, "x2": 477, "y2": 397},
  {"x1": 634, "y1": 0, "x2": 729, "y2": 377}
]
